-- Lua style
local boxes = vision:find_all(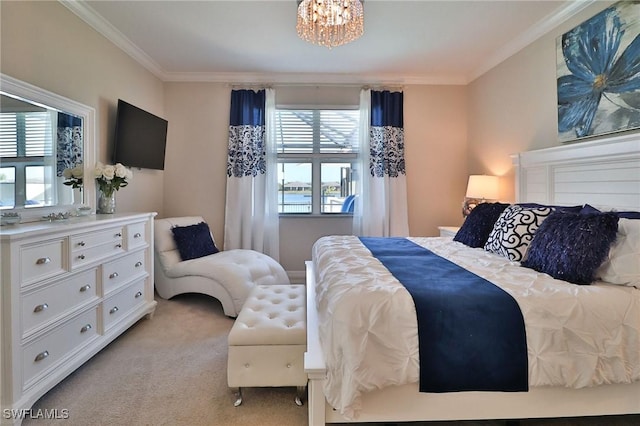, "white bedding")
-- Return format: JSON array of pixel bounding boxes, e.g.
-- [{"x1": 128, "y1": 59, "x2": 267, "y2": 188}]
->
[{"x1": 312, "y1": 235, "x2": 640, "y2": 419}]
